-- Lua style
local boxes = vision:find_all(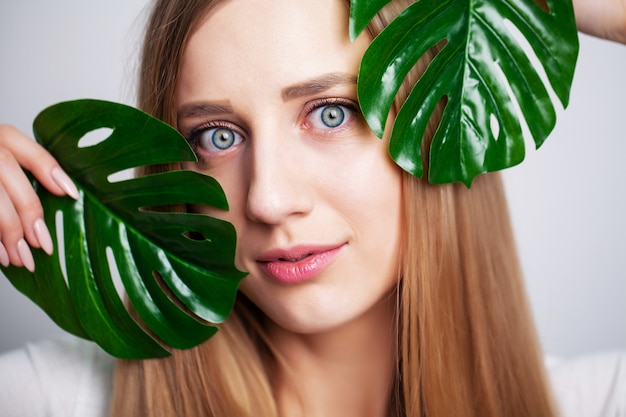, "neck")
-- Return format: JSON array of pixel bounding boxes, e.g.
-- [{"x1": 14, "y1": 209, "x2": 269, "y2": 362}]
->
[{"x1": 268, "y1": 293, "x2": 397, "y2": 417}]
